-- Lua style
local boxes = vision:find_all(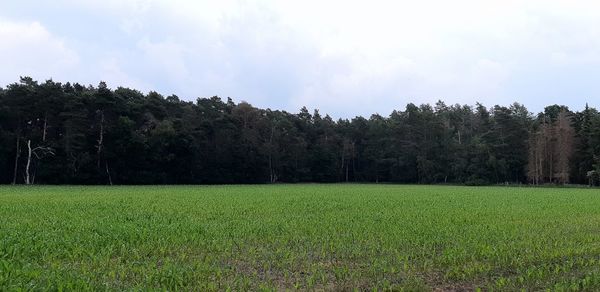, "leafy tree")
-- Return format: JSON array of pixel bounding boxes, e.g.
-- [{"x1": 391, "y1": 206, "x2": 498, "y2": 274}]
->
[{"x1": 1, "y1": 77, "x2": 598, "y2": 186}]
